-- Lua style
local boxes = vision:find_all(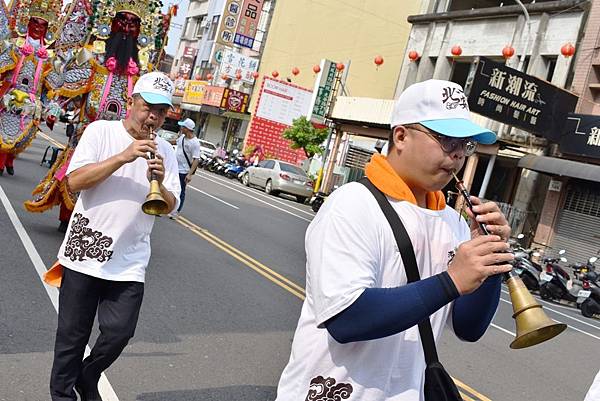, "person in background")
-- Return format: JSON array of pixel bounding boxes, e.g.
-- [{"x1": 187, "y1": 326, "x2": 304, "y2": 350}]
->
[{"x1": 169, "y1": 117, "x2": 200, "y2": 218}]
